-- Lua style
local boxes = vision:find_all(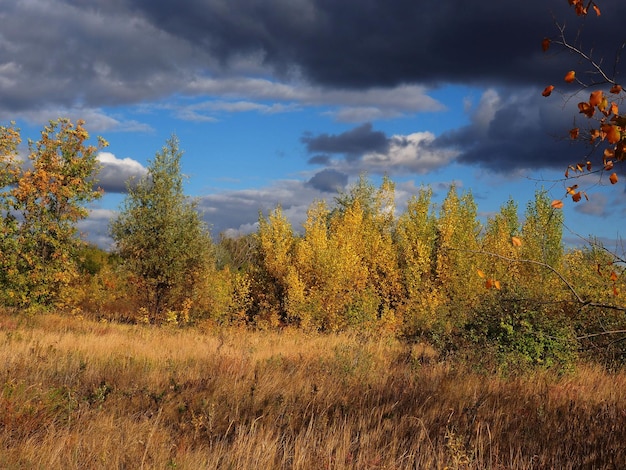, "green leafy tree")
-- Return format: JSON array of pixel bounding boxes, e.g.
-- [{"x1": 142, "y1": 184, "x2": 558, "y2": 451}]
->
[
  {"x1": 1, "y1": 119, "x2": 105, "y2": 308},
  {"x1": 0, "y1": 122, "x2": 22, "y2": 304},
  {"x1": 110, "y1": 136, "x2": 214, "y2": 323}
]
